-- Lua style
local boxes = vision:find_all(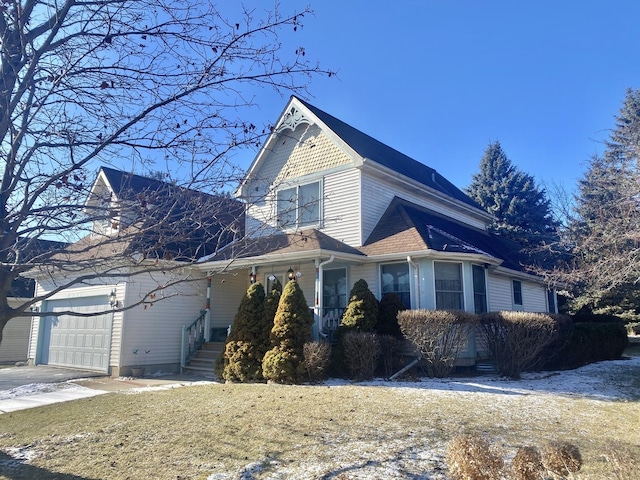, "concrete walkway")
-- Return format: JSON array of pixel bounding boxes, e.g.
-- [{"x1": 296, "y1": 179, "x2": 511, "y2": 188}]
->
[{"x1": 0, "y1": 365, "x2": 216, "y2": 413}]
